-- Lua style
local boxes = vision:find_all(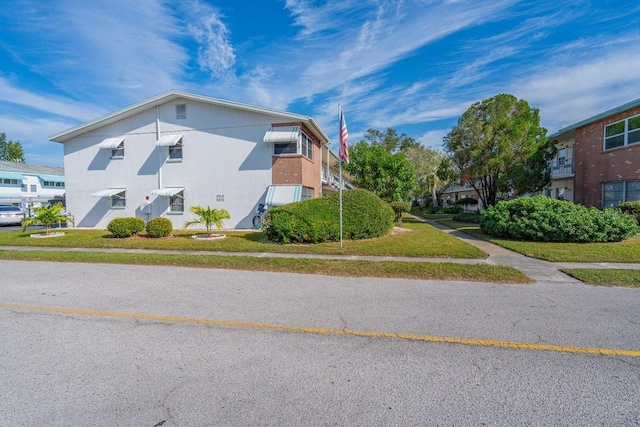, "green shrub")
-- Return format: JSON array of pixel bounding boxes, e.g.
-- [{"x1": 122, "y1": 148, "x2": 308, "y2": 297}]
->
[
  {"x1": 264, "y1": 189, "x2": 394, "y2": 243},
  {"x1": 453, "y1": 212, "x2": 482, "y2": 223},
  {"x1": 481, "y1": 196, "x2": 640, "y2": 243},
  {"x1": 389, "y1": 201, "x2": 411, "y2": 226},
  {"x1": 455, "y1": 197, "x2": 479, "y2": 207},
  {"x1": 441, "y1": 205, "x2": 463, "y2": 214},
  {"x1": 619, "y1": 201, "x2": 640, "y2": 223},
  {"x1": 107, "y1": 217, "x2": 145, "y2": 238},
  {"x1": 146, "y1": 217, "x2": 173, "y2": 238}
]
